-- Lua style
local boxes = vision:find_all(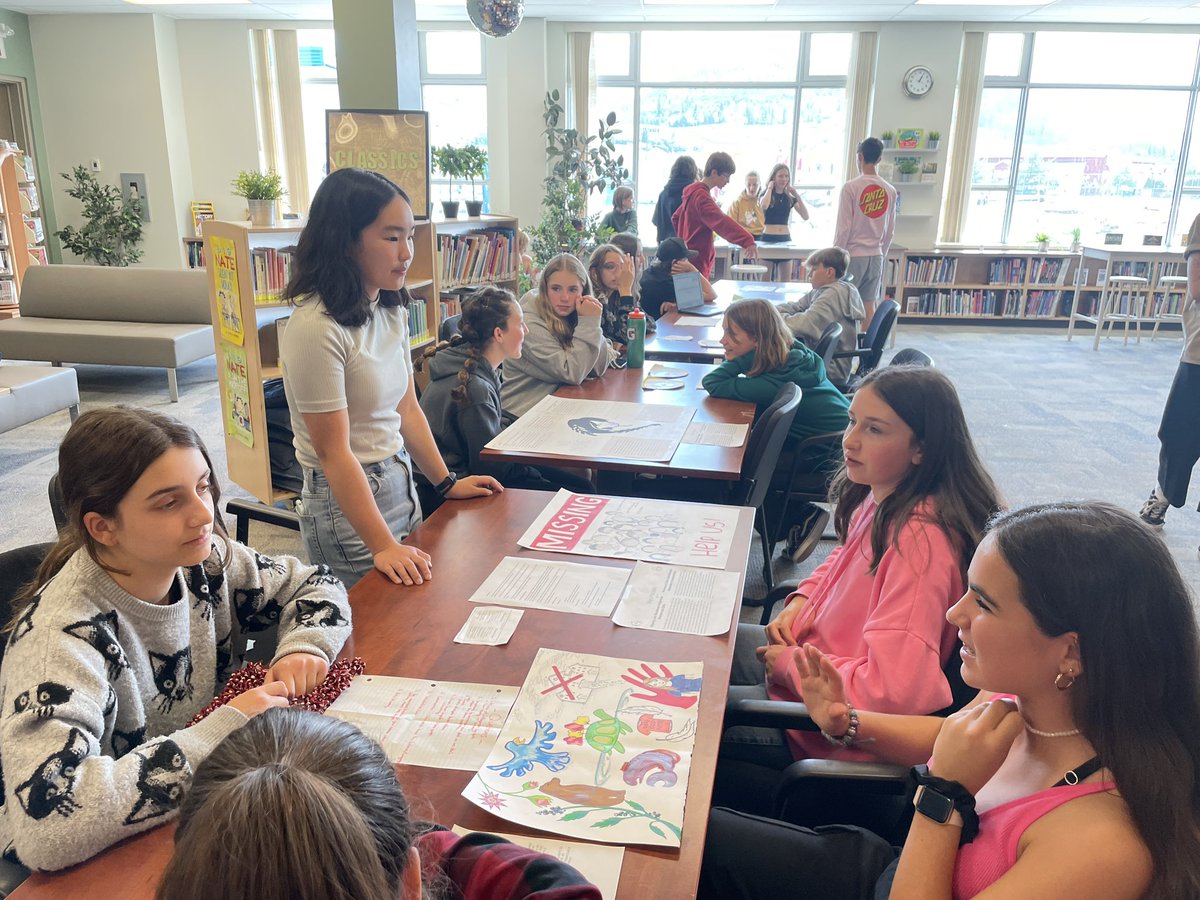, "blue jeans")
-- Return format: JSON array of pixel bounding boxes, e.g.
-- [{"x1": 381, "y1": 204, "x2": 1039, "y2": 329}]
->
[{"x1": 296, "y1": 451, "x2": 423, "y2": 589}]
